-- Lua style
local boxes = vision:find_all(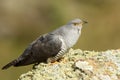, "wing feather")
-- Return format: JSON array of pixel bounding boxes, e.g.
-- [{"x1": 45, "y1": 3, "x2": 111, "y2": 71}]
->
[{"x1": 14, "y1": 33, "x2": 62, "y2": 66}]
